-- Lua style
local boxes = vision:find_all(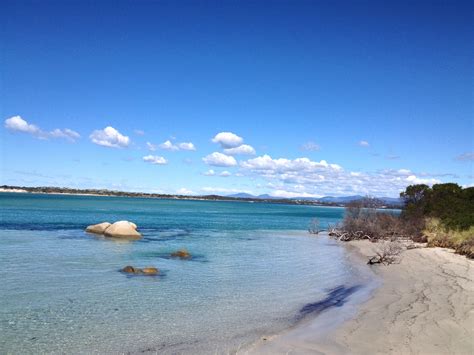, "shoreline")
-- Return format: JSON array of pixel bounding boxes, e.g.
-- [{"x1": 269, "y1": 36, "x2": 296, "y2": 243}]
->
[
  {"x1": 0, "y1": 188, "x2": 402, "y2": 209},
  {"x1": 243, "y1": 240, "x2": 474, "y2": 354}
]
